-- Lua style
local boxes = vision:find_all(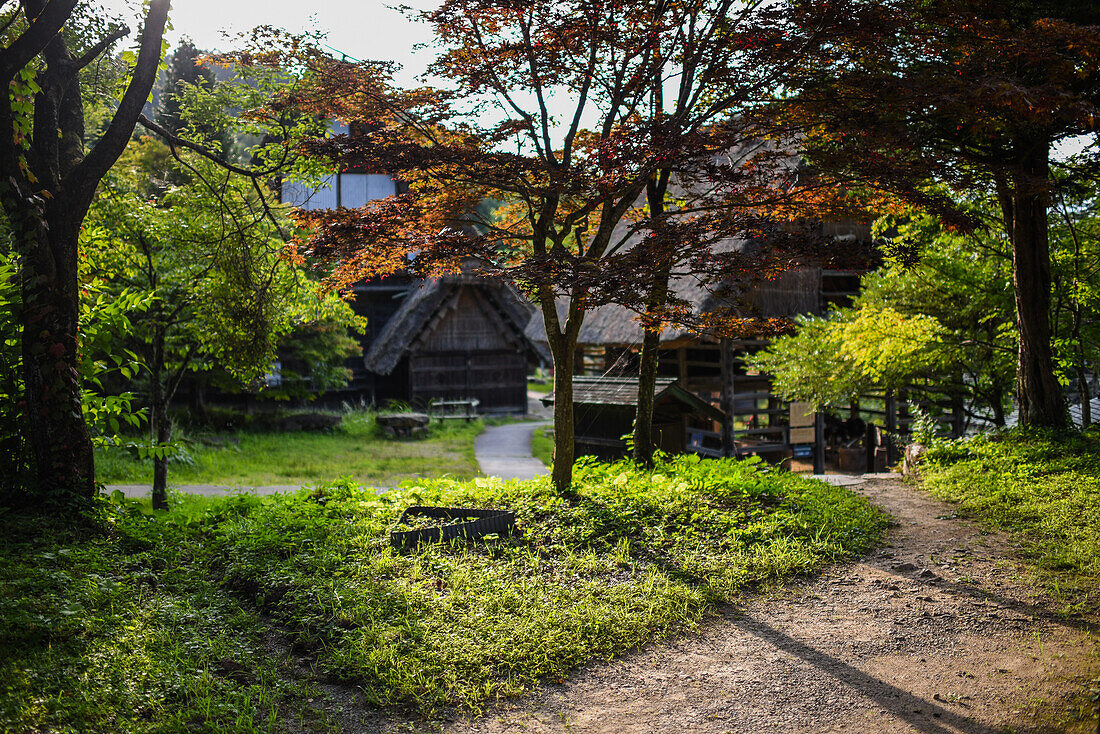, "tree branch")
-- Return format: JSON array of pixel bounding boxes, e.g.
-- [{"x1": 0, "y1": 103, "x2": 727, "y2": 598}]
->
[
  {"x1": 65, "y1": 0, "x2": 169, "y2": 203},
  {"x1": 70, "y1": 24, "x2": 129, "y2": 70},
  {"x1": 0, "y1": 0, "x2": 79, "y2": 86}
]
